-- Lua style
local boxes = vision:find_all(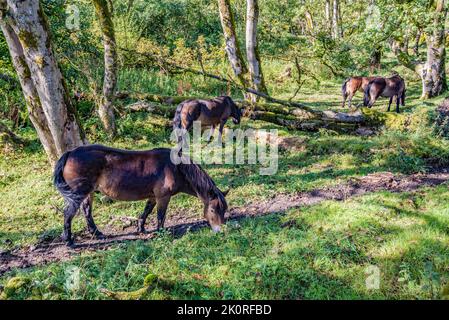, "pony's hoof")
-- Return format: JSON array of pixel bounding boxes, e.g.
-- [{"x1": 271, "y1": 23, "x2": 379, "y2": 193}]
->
[
  {"x1": 64, "y1": 237, "x2": 74, "y2": 247},
  {"x1": 95, "y1": 232, "x2": 105, "y2": 240}
]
